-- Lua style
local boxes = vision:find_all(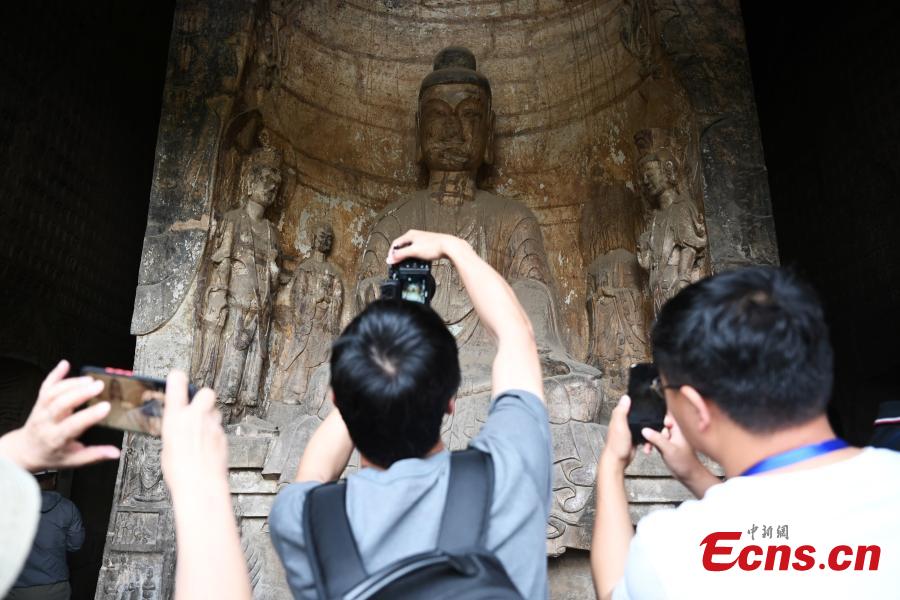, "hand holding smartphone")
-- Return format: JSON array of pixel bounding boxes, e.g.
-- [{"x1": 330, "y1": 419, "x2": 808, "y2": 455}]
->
[
  {"x1": 626, "y1": 363, "x2": 667, "y2": 444},
  {"x1": 81, "y1": 367, "x2": 198, "y2": 437}
]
